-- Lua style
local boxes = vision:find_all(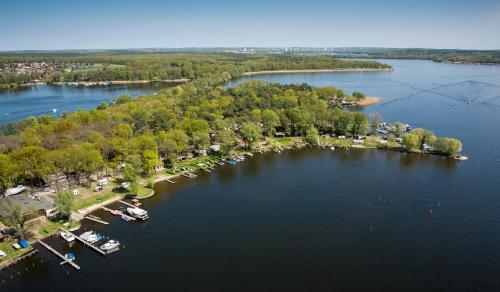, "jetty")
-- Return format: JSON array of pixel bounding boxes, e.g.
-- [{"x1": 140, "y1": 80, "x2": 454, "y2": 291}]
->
[
  {"x1": 59, "y1": 228, "x2": 106, "y2": 256},
  {"x1": 37, "y1": 240, "x2": 81, "y2": 270},
  {"x1": 84, "y1": 216, "x2": 109, "y2": 225},
  {"x1": 119, "y1": 200, "x2": 136, "y2": 208},
  {"x1": 202, "y1": 168, "x2": 211, "y2": 173},
  {"x1": 101, "y1": 206, "x2": 136, "y2": 221},
  {"x1": 166, "y1": 179, "x2": 176, "y2": 184}
]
